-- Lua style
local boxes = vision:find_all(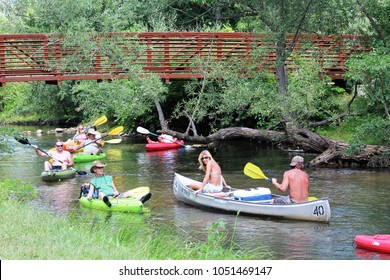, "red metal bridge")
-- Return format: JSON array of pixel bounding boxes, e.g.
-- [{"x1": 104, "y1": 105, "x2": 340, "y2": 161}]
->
[{"x1": 0, "y1": 32, "x2": 369, "y2": 87}]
